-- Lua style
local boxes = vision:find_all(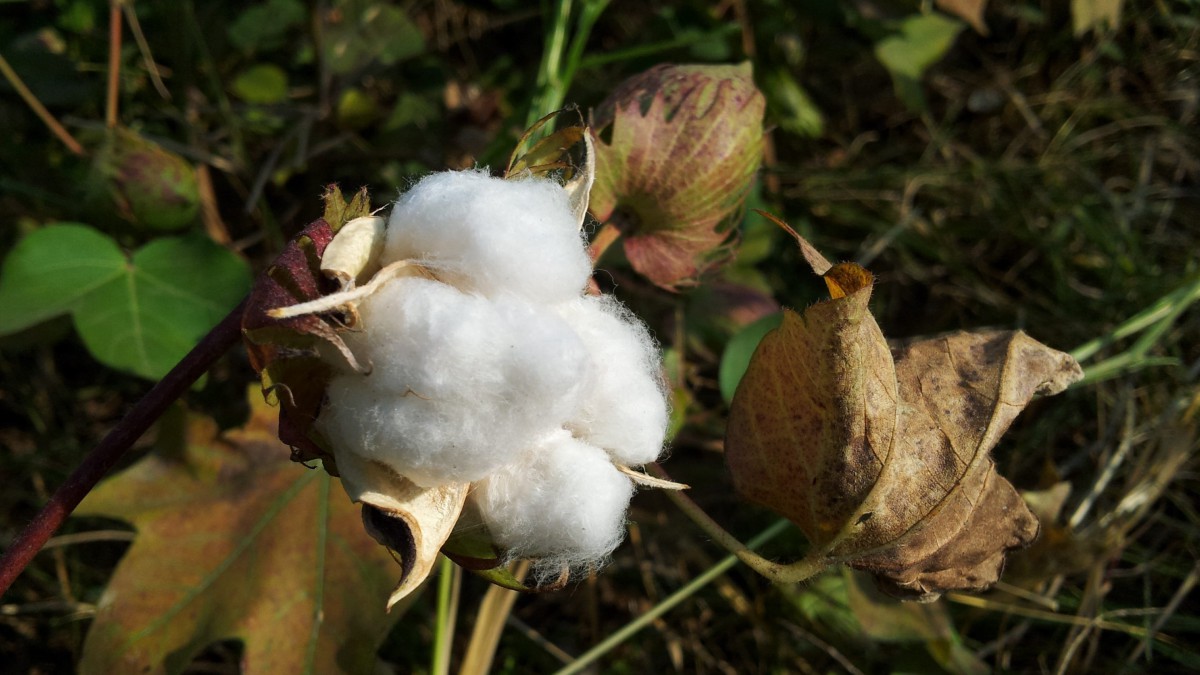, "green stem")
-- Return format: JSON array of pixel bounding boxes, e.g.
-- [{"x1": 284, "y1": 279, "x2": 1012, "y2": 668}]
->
[
  {"x1": 431, "y1": 556, "x2": 460, "y2": 675},
  {"x1": 526, "y1": 0, "x2": 609, "y2": 129},
  {"x1": 554, "y1": 519, "x2": 791, "y2": 675},
  {"x1": 648, "y1": 463, "x2": 828, "y2": 584}
]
